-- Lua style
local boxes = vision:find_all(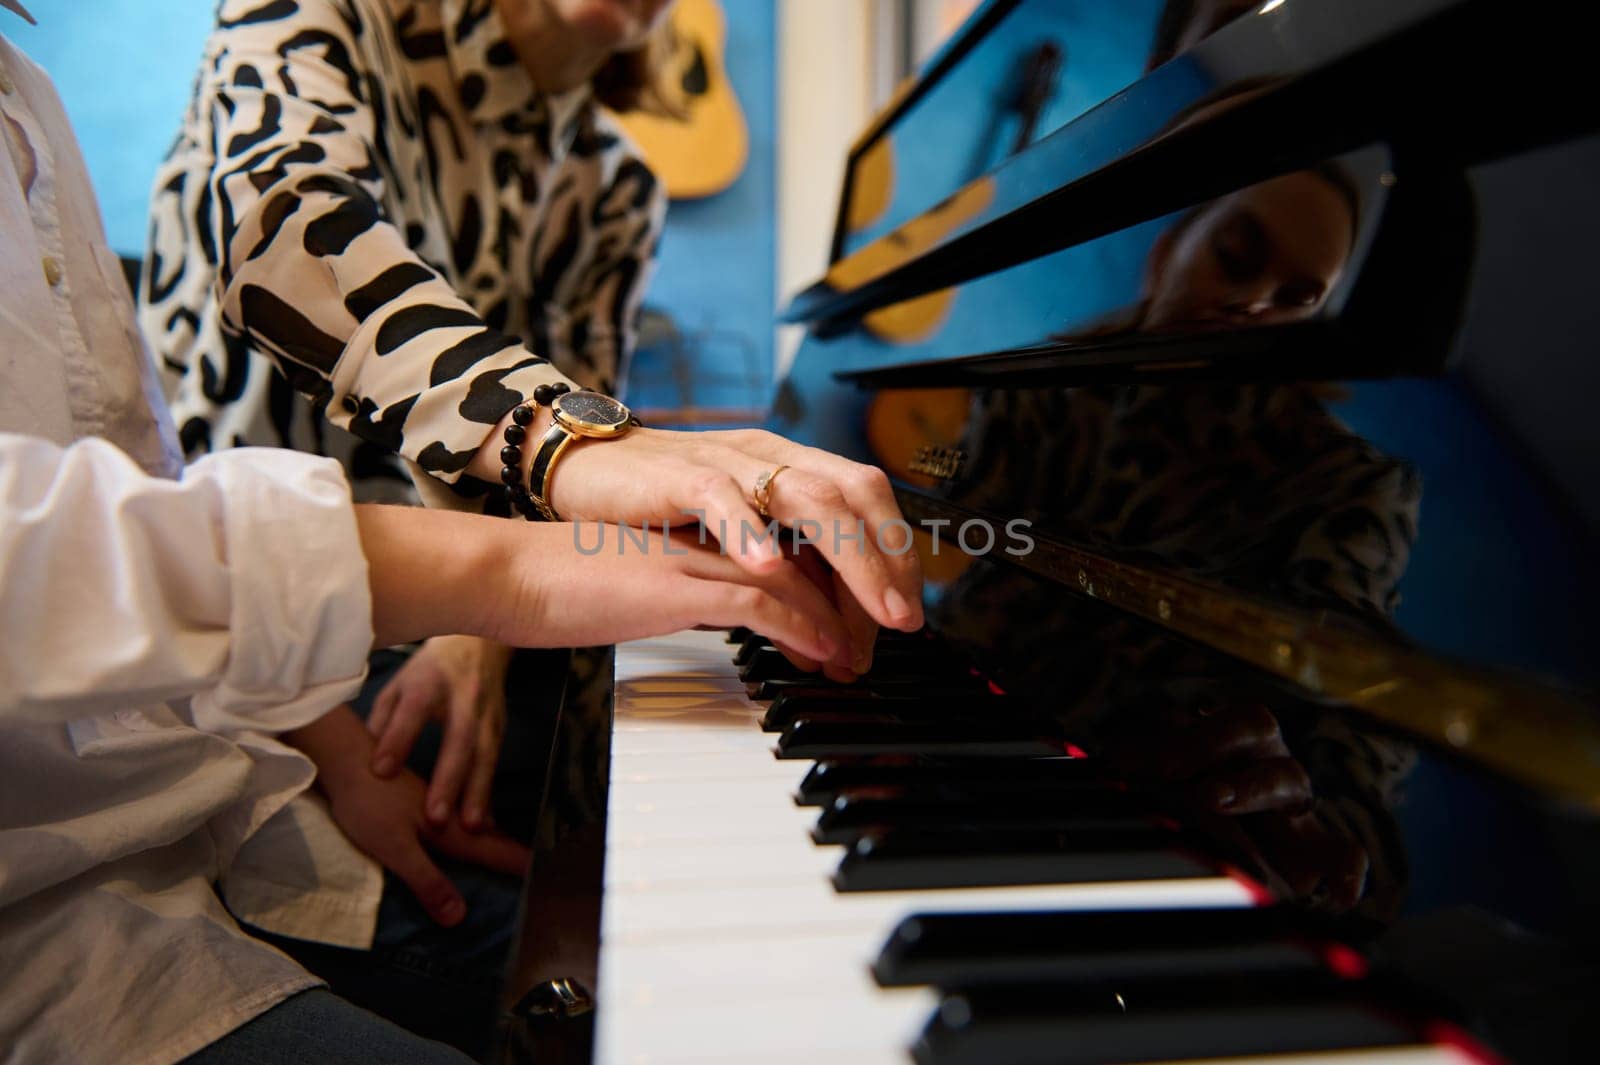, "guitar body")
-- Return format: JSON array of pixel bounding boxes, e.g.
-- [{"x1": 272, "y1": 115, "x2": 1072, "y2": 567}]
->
[
  {"x1": 613, "y1": 0, "x2": 749, "y2": 200},
  {"x1": 828, "y1": 178, "x2": 996, "y2": 345},
  {"x1": 866, "y1": 387, "x2": 980, "y2": 585}
]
